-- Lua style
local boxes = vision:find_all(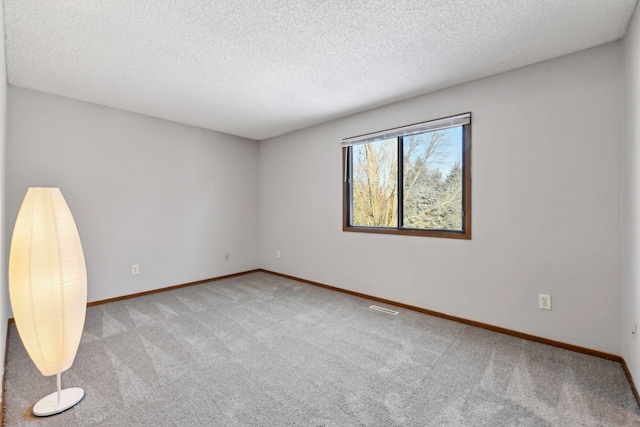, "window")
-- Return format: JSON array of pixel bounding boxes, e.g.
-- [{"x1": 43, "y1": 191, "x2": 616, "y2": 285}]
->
[{"x1": 342, "y1": 113, "x2": 471, "y2": 239}]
